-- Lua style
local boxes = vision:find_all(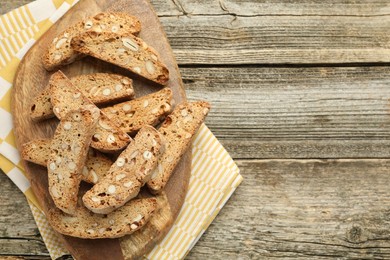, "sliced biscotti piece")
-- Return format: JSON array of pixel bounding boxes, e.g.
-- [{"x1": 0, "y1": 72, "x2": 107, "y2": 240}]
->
[
  {"x1": 21, "y1": 139, "x2": 112, "y2": 184},
  {"x1": 47, "y1": 197, "x2": 157, "y2": 239},
  {"x1": 71, "y1": 31, "x2": 169, "y2": 85},
  {"x1": 49, "y1": 71, "x2": 132, "y2": 153},
  {"x1": 21, "y1": 139, "x2": 51, "y2": 166},
  {"x1": 30, "y1": 73, "x2": 134, "y2": 121},
  {"x1": 82, "y1": 149, "x2": 112, "y2": 184},
  {"x1": 147, "y1": 101, "x2": 210, "y2": 194},
  {"x1": 102, "y1": 88, "x2": 173, "y2": 135},
  {"x1": 30, "y1": 88, "x2": 53, "y2": 121},
  {"x1": 48, "y1": 106, "x2": 100, "y2": 214},
  {"x1": 117, "y1": 192, "x2": 172, "y2": 257},
  {"x1": 43, "y1": 12, "x2": 141, "y2": 71},
  {"x1": 83, "y1": 126, "x2": 163, "y2": 214},
  {"x1": 71, "y1": 73, "x2": 134, "y2": 105}
]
